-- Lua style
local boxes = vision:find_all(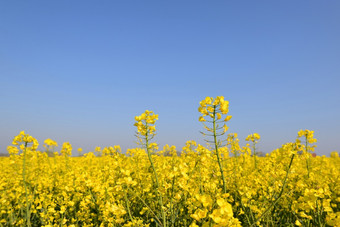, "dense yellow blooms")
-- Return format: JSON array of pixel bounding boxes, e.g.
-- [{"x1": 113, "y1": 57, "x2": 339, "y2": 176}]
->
[
  {"x1": 245, "y1": 133, "x2": 260, "y2": 142},
  {"x1": 298, "y1": 129, "x2": 317, "y2": 144},
  {"x1": 12, "y1": 131, "x2": 39, "y2": 151},
  {"x1": 60, "y1": 142, "x2": 72, "y2": 156},
  {"x1": 0, "y1": 99, "x2": 339, "y2": 227},
  {"x1": 2, "y1": 137, "x2": 338, "y2": 226},
  {"x1": 44, "y1": 138, "x2": 58, "y2": 147},
  {"x1": 198, "y1": 96, "x2": 231, "y2": 122},
  {"x1": 134, "y1": 110, "x2": 158, "y2": 137},
  {"x1": 330, "y1": 151, "x2": 339, "y2": 158}
]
